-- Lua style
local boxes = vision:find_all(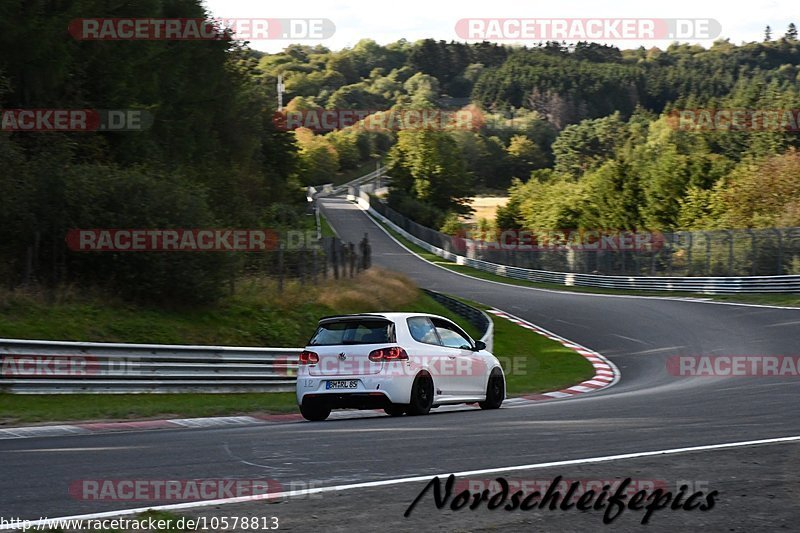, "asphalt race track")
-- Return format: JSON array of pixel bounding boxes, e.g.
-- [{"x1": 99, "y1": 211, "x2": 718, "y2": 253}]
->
[{"x1": 2, "y1": 197, "x2": 799, "y2": 531}]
